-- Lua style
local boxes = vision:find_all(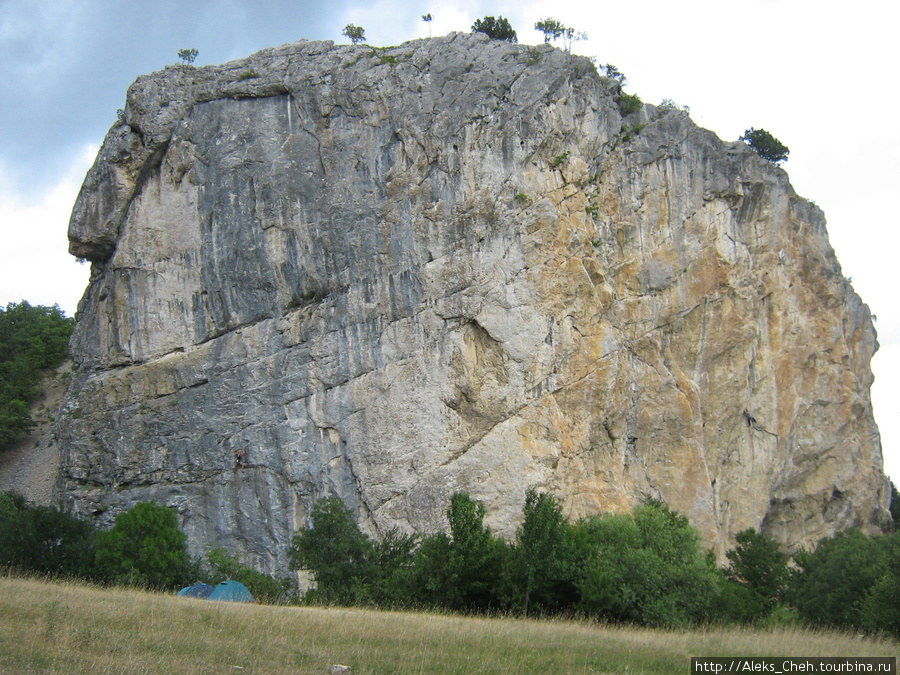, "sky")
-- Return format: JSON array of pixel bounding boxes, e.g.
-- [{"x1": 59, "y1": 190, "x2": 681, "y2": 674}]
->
[{"x1": 1, "y1": 0, "x2": 898, "y2": 482}]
